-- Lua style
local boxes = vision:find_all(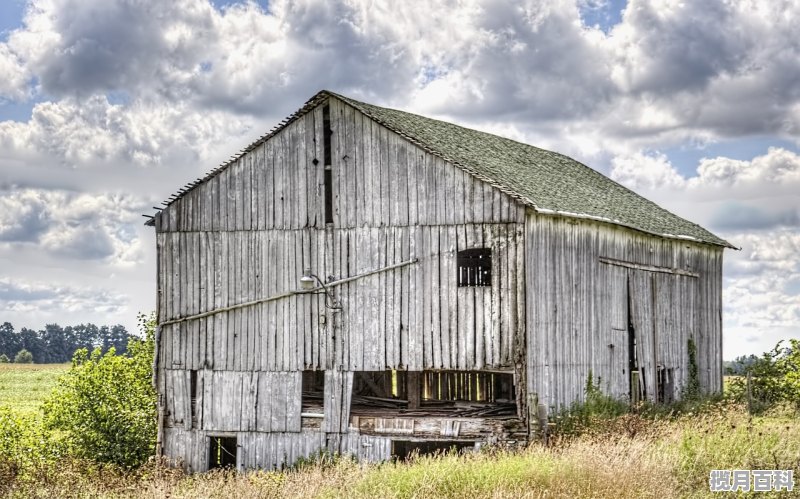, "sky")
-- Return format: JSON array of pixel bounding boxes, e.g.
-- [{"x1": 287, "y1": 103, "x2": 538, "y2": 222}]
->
[{"x1": 0, "y1": 0, "x2": 798, "y2": 360}]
